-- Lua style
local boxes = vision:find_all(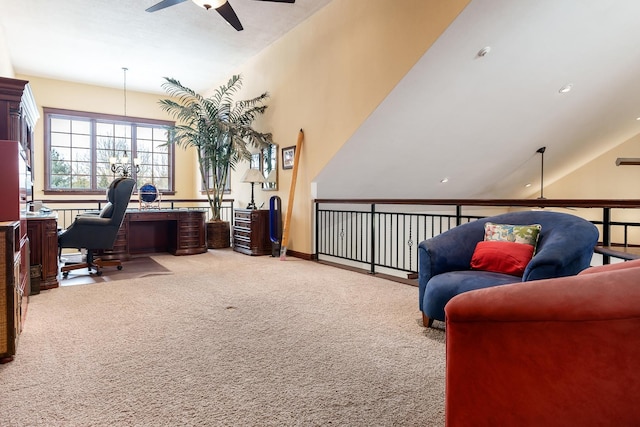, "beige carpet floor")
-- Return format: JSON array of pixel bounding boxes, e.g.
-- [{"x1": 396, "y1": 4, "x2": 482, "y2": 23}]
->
[{"x1": 1, "y1": 250, "x2": 446, "y2": 426}]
